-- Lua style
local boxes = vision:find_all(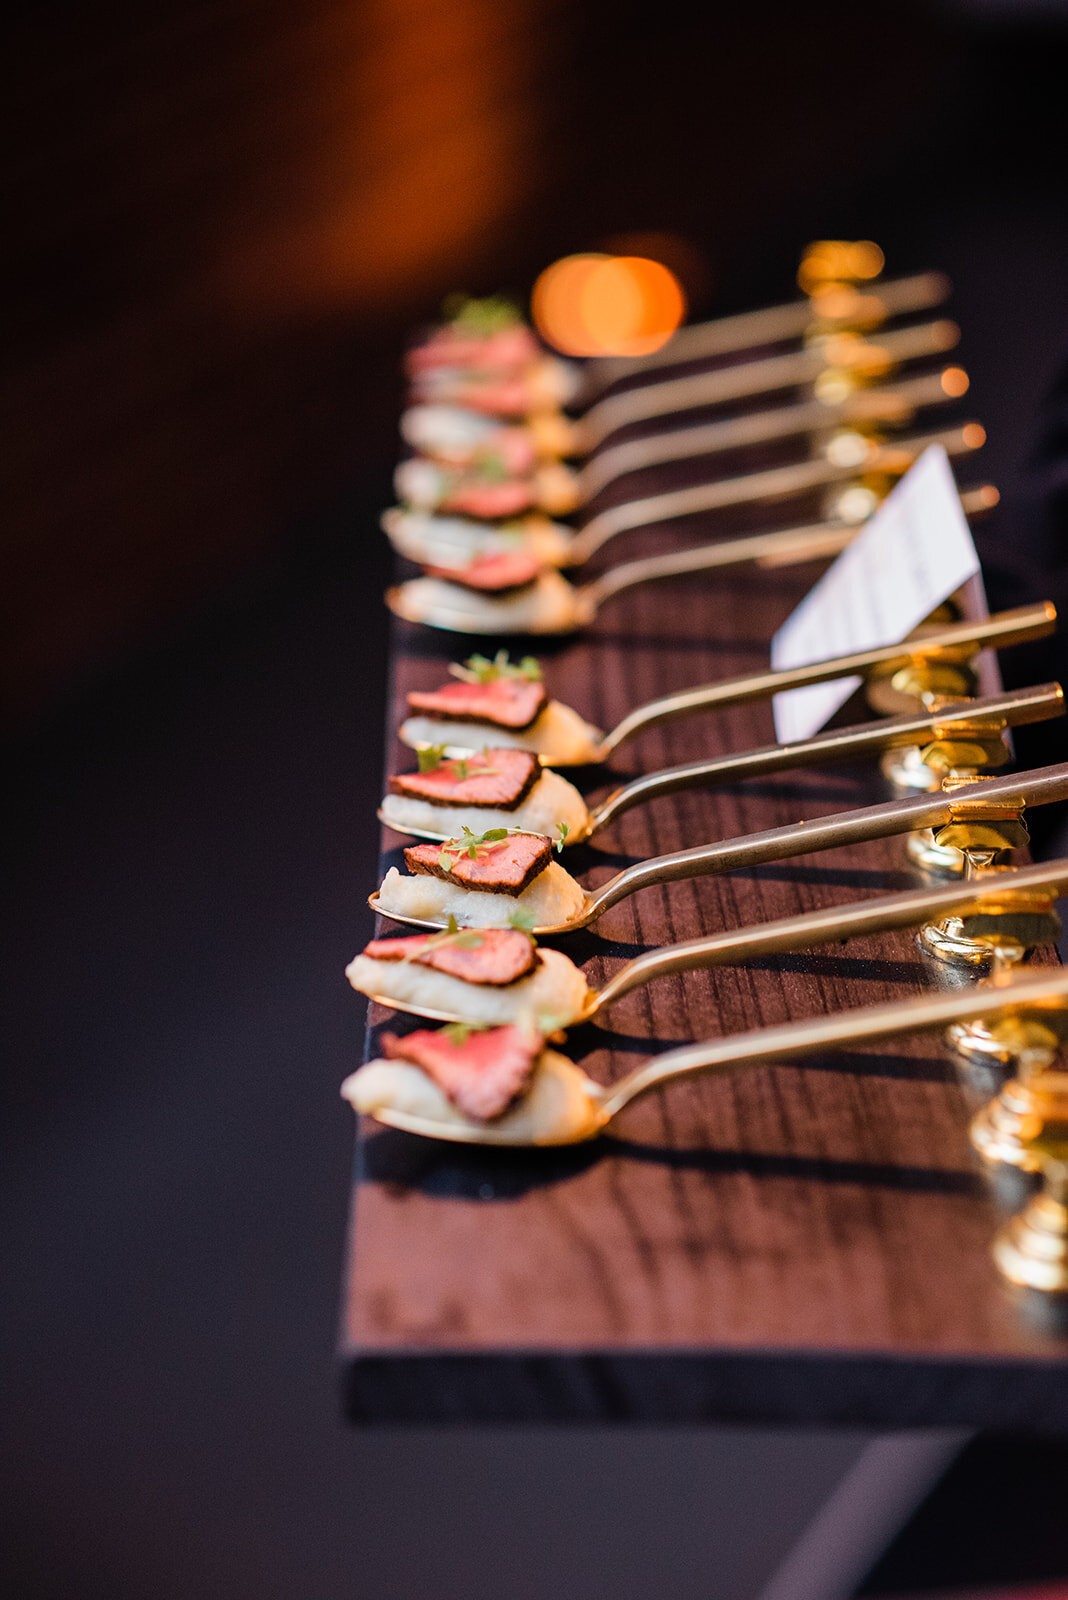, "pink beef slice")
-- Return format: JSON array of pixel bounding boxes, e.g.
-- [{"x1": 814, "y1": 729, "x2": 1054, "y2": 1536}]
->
[
  {"x1": 381, "y1": 1023, "x2": 542, "y2": 1120},
  {"x1": 388, "y1": 748, "x2": 540, "y2": 809},
  {"x1": 363, "y1": 928, "x2": 538, "y2": 985},
  {"x1": 404, "y1": 832, "x2": 552, "y2": 896},
  {"x1": 405, "y1": 324, "x2": 538, "y2": 377},
  {"x1": 406, "y1": 676, "x2": 547, "y2": 731},
  {"x1": 424, "y1": 548, "x2": 543, "y2": 593},
  {"x1": 444, "y1": 479, "x2": 536, "y2": 519}
]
